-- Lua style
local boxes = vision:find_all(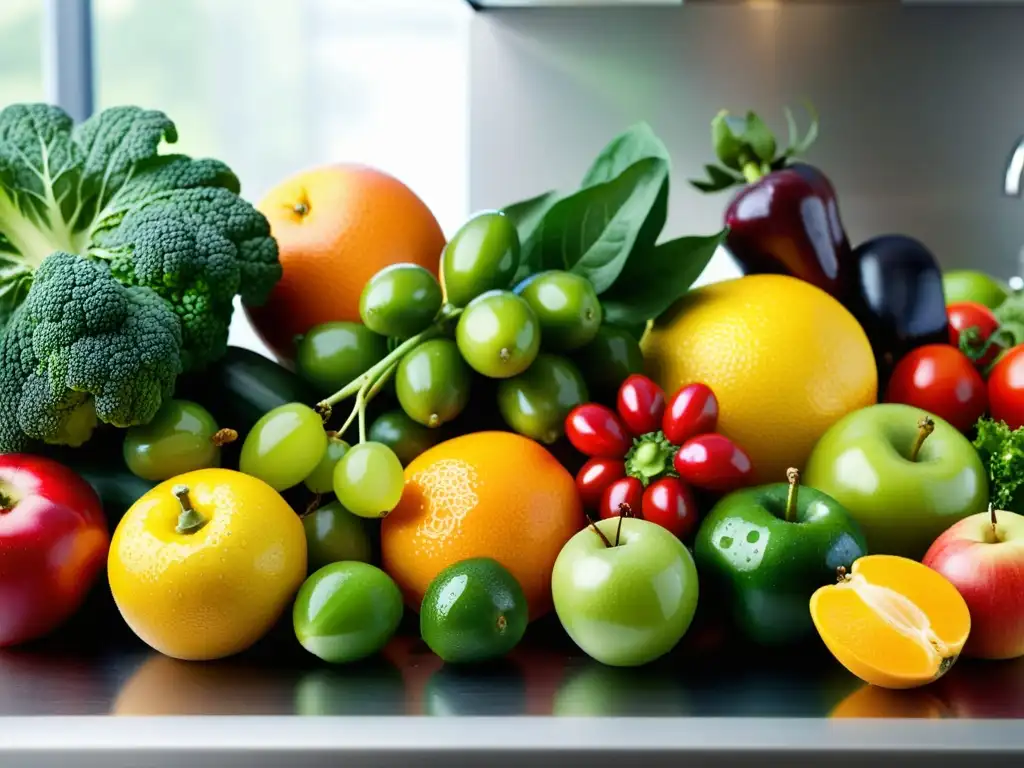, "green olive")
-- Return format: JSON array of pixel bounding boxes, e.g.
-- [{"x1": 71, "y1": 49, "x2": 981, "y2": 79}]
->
[
  {"x1": 302, "y1": 500, "x2": 373, "y2": 571},
  {"x1": 395, "y1": 338, "x2": 473, "y2": 428},
  {"x1": 441, "y1": 211, "x2": 520, "y2": 307},
  {"x1": 497, "y1": 354, "x2": 589, "y2": 444},
  {"x1": 295, "y1": 322, "x2": 389, "y2": 396},
  {"x1": 367, "y1": 409, "x2": 443, "y2": 466},
  {"x1": 515, "y1": 270, "x2": 602, "y2": 352},
  {"x1": 571, "y1": 324, "x2": 645, "y2": 398},
  {"x1": 455, "y1": 290, "x2": 540, "y2": 379},
  {"x1": 359, "y1": 263, "x2": 443, "y2": 338}
]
